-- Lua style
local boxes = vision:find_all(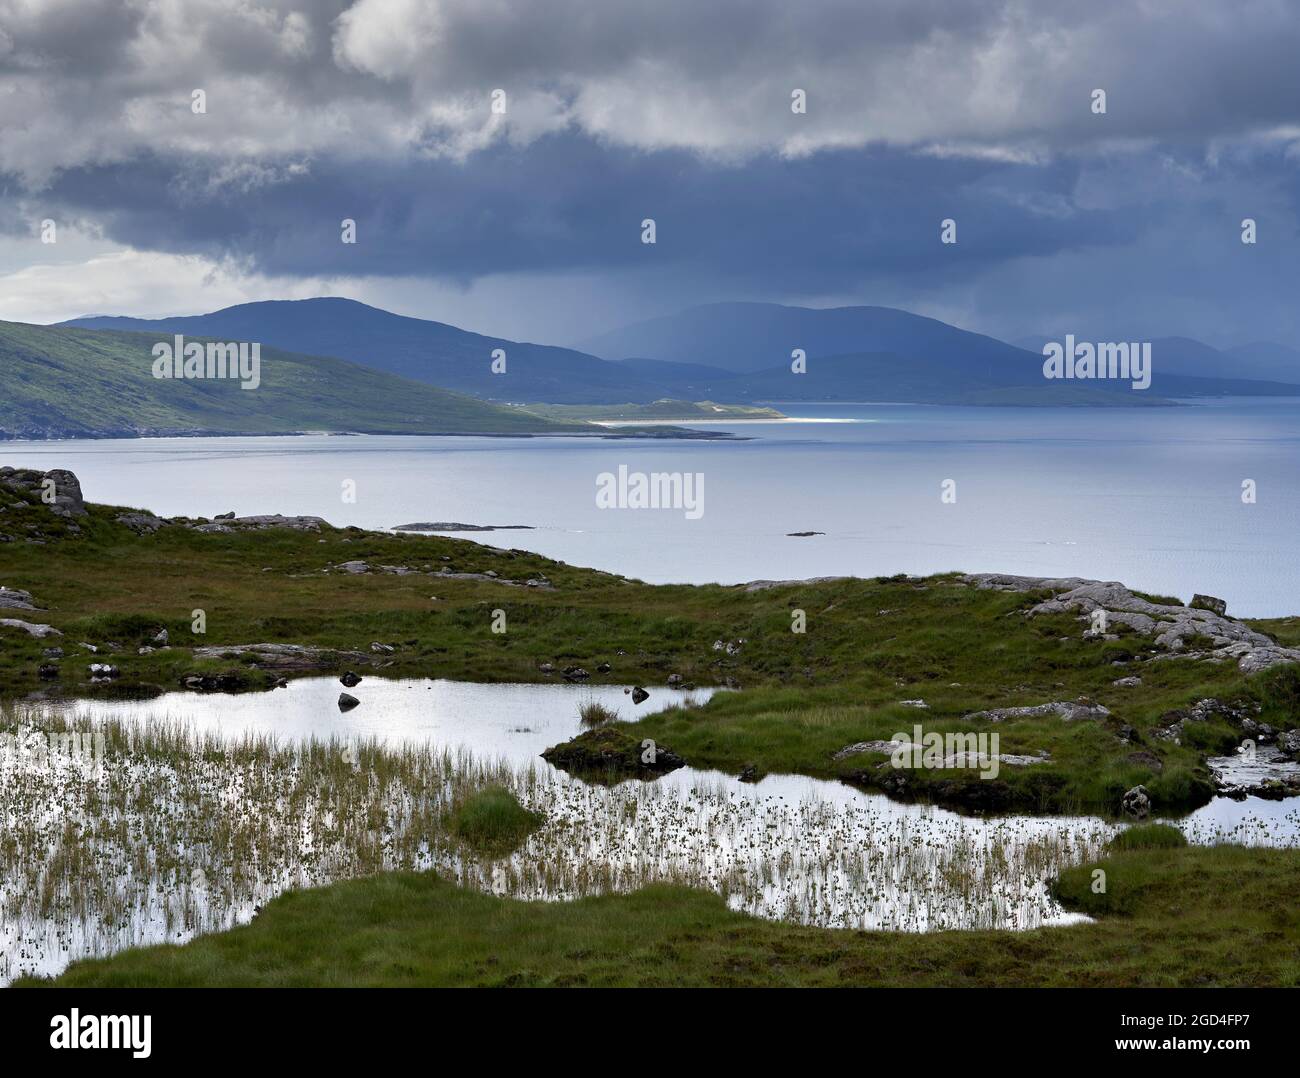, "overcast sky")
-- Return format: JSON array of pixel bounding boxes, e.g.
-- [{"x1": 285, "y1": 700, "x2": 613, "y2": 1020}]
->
[{"x1": 2, "y1": 0, "x2": 1299, "y2": 347}]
